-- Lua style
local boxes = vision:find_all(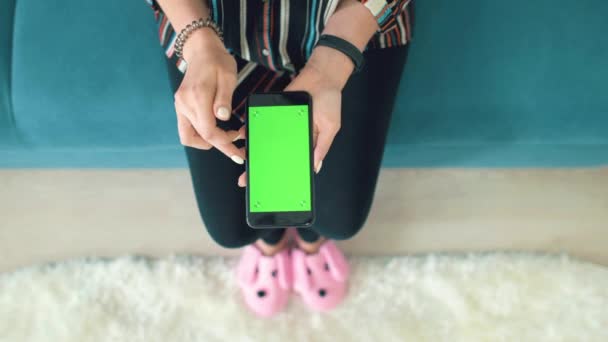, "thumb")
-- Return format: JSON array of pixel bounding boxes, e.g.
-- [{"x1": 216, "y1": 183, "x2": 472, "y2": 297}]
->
[
  {"x1": 238, "y1": 171, "x2": 247, "y2": 187},
  {"x1": 313, "y1": 128, "x2": 336, "y2": 174},
  {"x1": 214, "y1": 73, "x2": 237, "y2": 121}
]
